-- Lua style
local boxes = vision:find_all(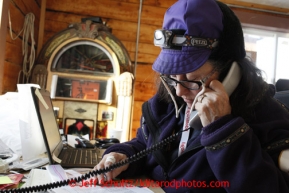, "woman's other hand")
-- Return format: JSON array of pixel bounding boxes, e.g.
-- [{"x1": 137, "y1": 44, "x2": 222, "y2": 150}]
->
[{"x1": 94, "y1": 152, "x2": 129, "y2": 183}]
